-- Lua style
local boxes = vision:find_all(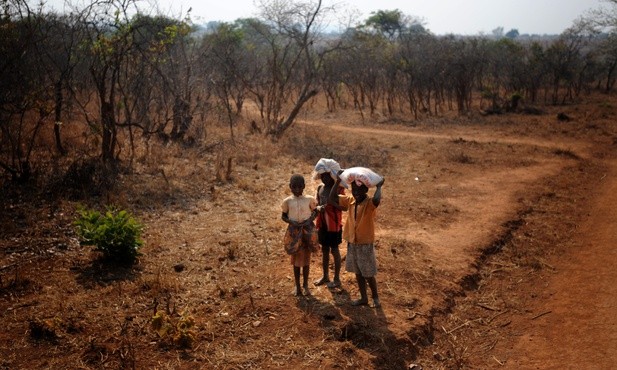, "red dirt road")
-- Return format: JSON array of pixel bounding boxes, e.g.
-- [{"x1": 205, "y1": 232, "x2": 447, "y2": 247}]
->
[
  {"x1": 312, "y1": 119, "x2": 617, "y2": 368},
  {"x1": 503, "y1": 159, "x2": 617, "y2": 369}
]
